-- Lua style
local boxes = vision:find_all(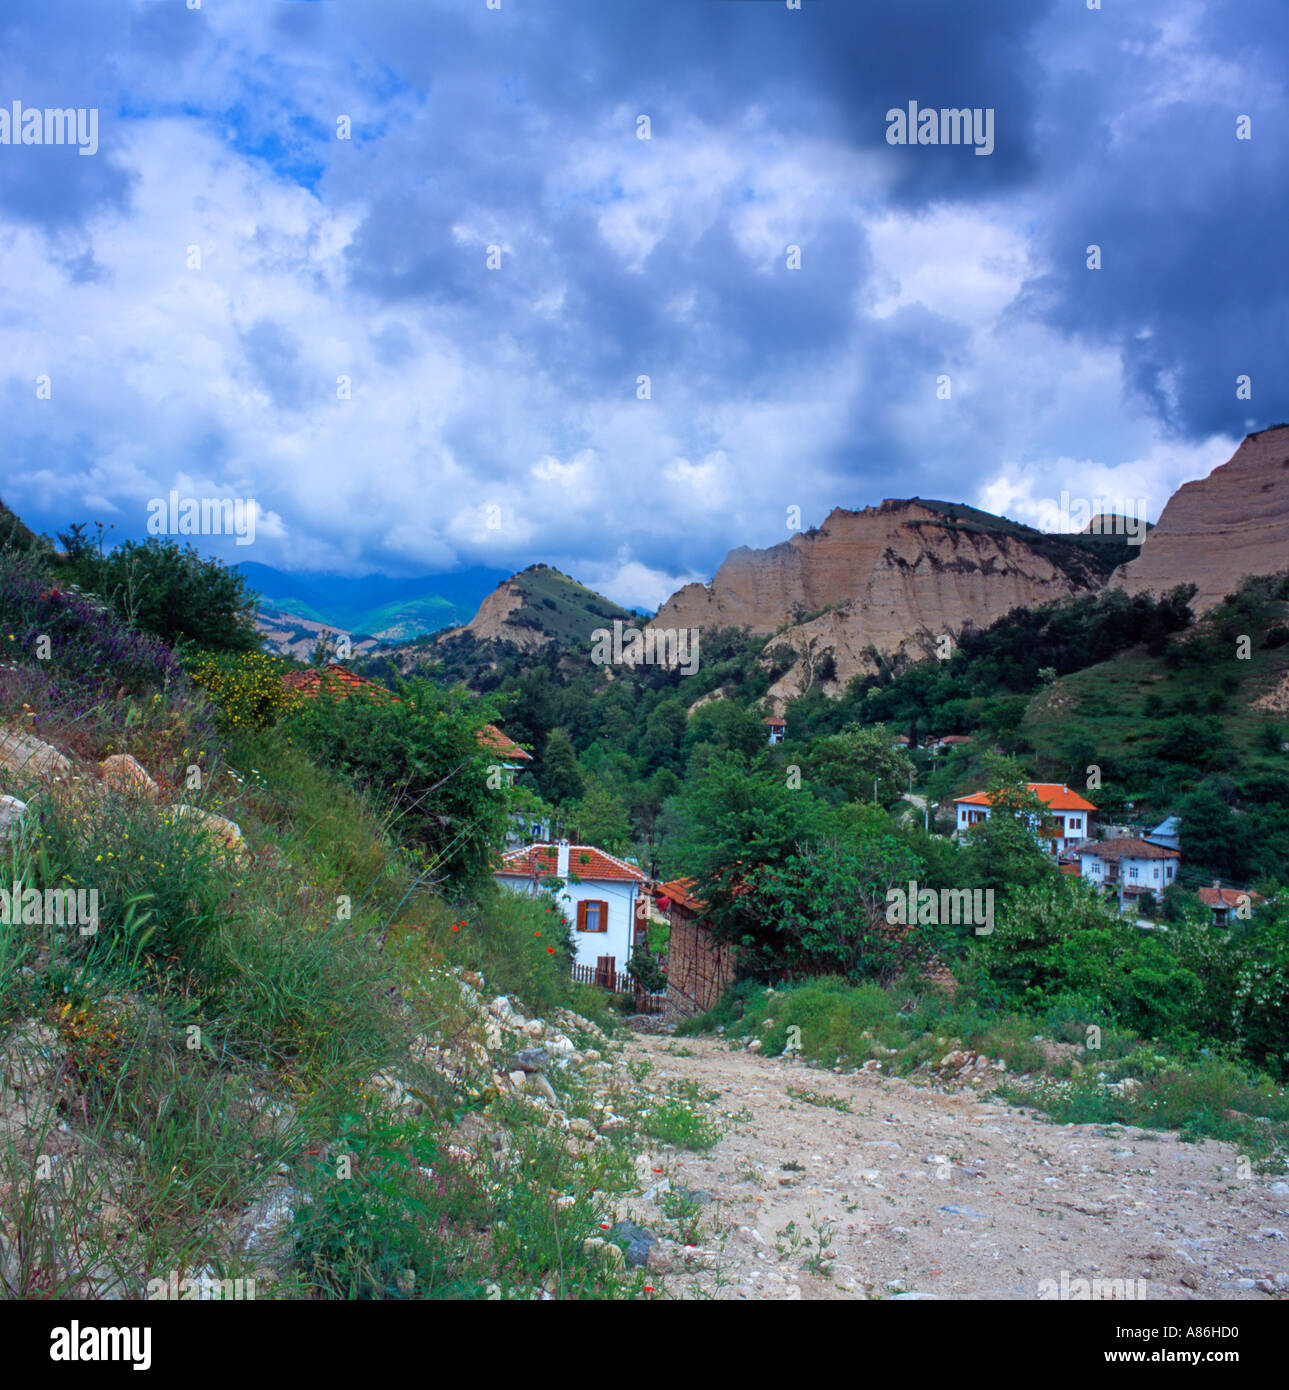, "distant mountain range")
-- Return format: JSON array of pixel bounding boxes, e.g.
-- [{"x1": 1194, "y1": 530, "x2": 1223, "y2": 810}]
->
[
  {"x1": 197, "y1": 426, "x2": 1289, "y2": 682},
  {"x1": 238, "y1": 561, "x2": 511, "y2": 656},
  {"x1": 364, "y1": 564, "x2": 642, "y2": 680}
]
